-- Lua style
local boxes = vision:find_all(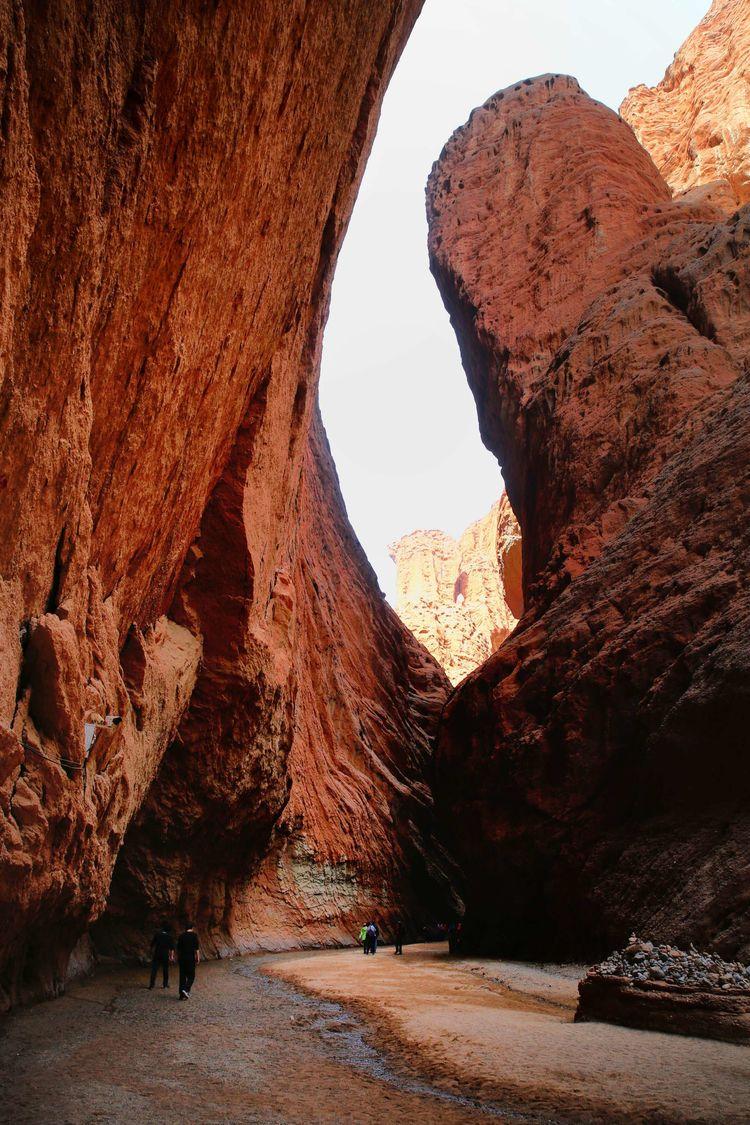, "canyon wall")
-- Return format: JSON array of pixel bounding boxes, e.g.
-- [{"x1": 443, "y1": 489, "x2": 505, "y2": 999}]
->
[
  {"x1": 621, "y1": 0, "x2": 750, "y2": 210},
  {"x1": 389, "y1": 495, "x2": 522, "y2": 685},
  {"x1": 97, "y1": 412, "x2": 457, "y2": 958},
  {"x1": 0, "y1": 0, "x2": 459, "y2": 1010},
  {"x1": 428, "y1": 56, "x2": 750, "y2": 957}
]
